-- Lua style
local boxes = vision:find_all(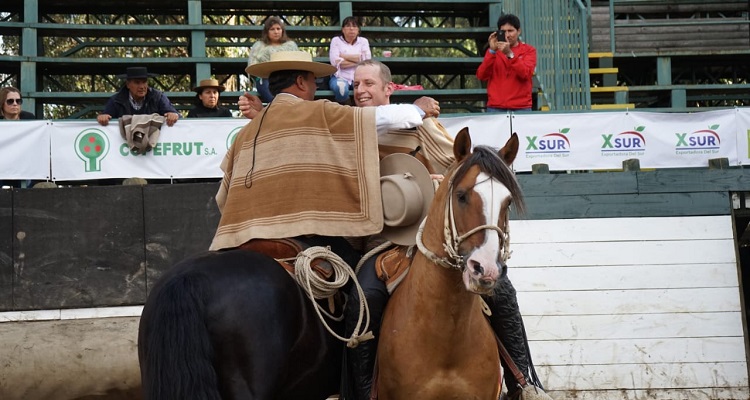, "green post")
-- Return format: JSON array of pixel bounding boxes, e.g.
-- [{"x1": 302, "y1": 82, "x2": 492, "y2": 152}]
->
[
  {"x1": 339, "y1": 2, "x2": 353, "y2": 22},
  {"x1": 21, "y1": 0, "x2": 39, "y2": 115},
  {"x1": 188, "y1": 0, "x2": 207, "y2": 83},
  {"x1": 489, "y1": 2, "x2": 503, "y2": 28},
  {"x1": 657, "y1": 57, "x2": 672, "y2": 86},
  {"x1": 671, "y1": 89, "x2": 687, "y2": 109}
]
